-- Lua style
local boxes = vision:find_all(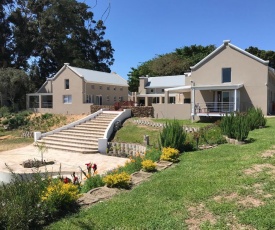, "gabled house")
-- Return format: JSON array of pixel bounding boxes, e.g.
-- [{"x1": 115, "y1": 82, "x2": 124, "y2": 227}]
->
[
  {"x1": 135, "y1": 40, "x2": 275, "y2": 120},
  {"x1": 135, "y1": 75, "x2": 186, "y2": 106},
  {"x1": 26, "y1": 63, "x2": 128, "y2": 114}
]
